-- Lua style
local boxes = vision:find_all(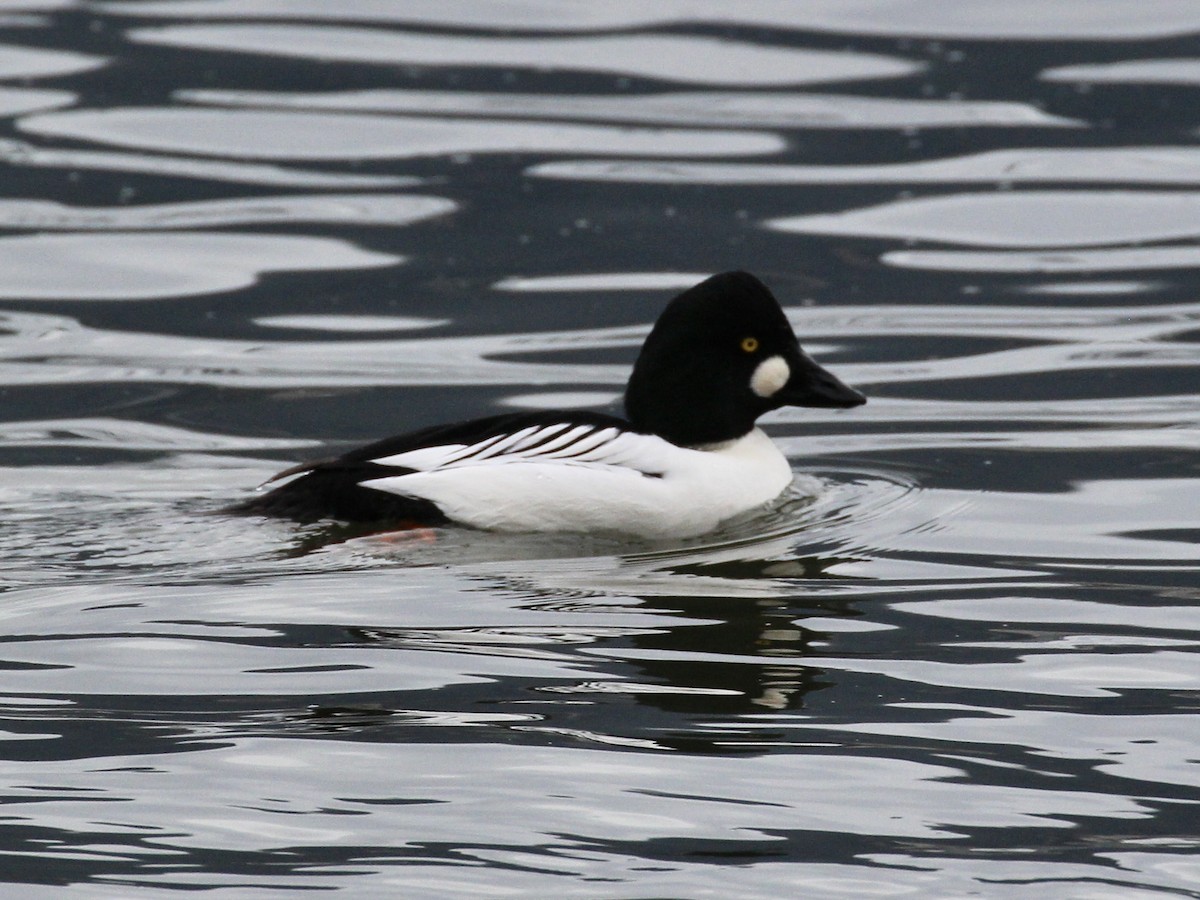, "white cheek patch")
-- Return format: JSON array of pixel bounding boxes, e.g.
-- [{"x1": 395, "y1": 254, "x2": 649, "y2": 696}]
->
[{"x1": 750, "y1": 354, "x2": 790, "y2": 398}]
